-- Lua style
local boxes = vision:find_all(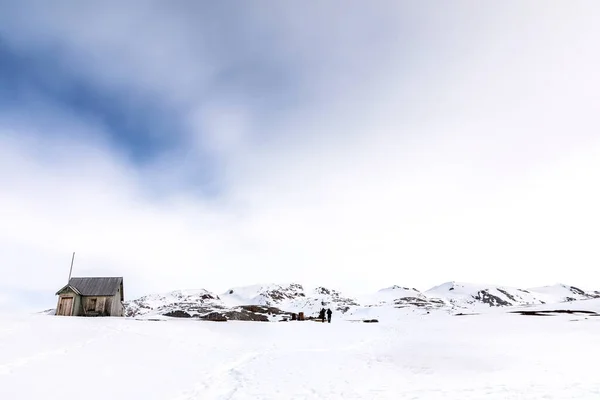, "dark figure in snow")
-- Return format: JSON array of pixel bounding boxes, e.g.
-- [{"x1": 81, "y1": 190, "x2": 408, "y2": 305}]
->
[
  {"x1": 319, "y1": 308, "x2": 326, "y2": 323},
  {"x1": 327, "y1": 308, "x2": 332, "y2": 323}
]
